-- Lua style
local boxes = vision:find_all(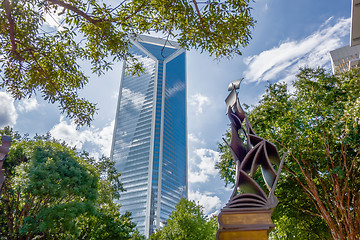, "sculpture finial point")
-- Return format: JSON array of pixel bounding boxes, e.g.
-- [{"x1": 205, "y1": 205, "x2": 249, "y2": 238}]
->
[{"x1": 227, "y1": 78, "x2": 244, "y2": 91}]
